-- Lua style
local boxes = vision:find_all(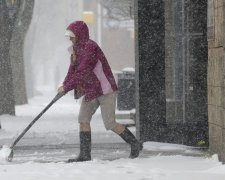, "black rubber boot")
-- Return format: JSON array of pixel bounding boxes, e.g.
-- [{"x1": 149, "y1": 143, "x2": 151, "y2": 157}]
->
[
  {"x1": 68, "y1": 131, "x2": 91, "y2": 163},
  {"x1": 119, "y1": 127, "x2": 141, "y2": 159}
]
